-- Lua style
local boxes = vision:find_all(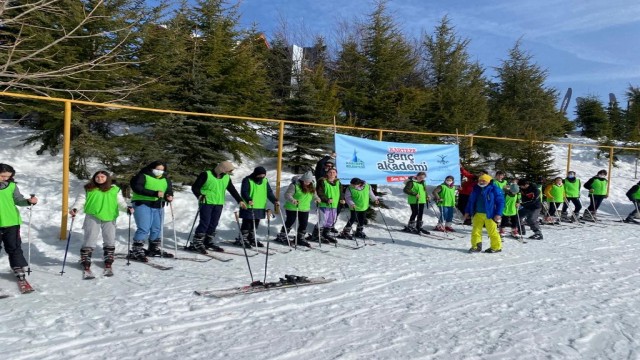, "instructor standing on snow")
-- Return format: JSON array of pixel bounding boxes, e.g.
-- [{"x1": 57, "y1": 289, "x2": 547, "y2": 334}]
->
[{"x1": 464, "y1": 174, "x2": 504, "y2": 253}]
